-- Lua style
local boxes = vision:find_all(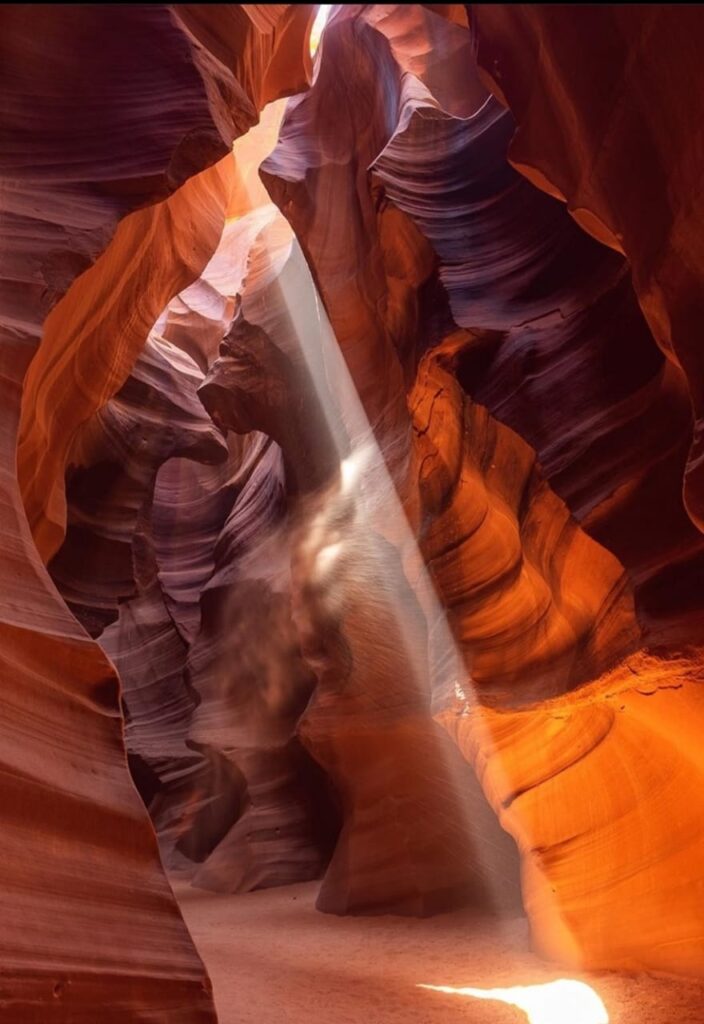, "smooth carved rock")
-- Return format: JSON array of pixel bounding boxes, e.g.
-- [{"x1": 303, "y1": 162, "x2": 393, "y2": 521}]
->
[
  {"x1": 439, "y1": 648, "x2": 704, "y2": 975},
  {"x1": 18, "y1": 156, "x2": 237, "y2": 563},
  {"x1": 371, "y1": 51, "x2": 704, "y2": 647},
  {"x1": 5, "y1": 0, "x2": 704, "y2": 995},
  {"x1": 16, "y1": 5, "x2": 314, "y2": 562},
  {"x1": 472, "y1": 4, "x2": 704, "y2": 536},
  {"x1": 410, "y1": 339, "x2": 640, "y2": 704},
  {"x1": 186, "y1": 448, "x2": 340, "y2": 892},
  {"x1": 1, "y1": 4, "x2": 312, "y2": 1018},
  {"x1": 50, "y1": 334, "x2": 227, "y2": 635}
]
